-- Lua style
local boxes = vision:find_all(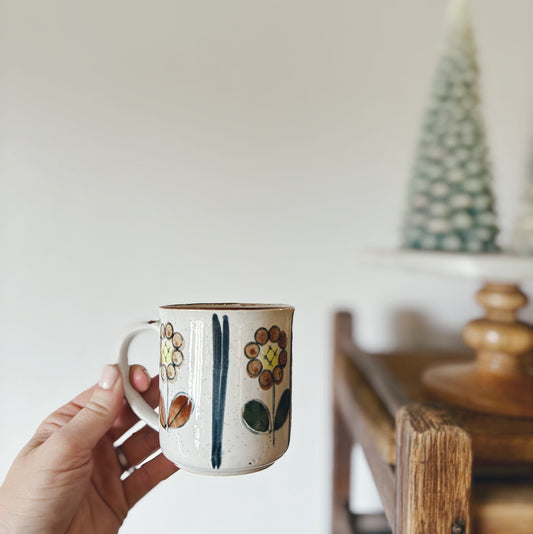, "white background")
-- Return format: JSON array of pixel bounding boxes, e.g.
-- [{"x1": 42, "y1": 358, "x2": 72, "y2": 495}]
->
[{"x1": 2, "y1": 1, "x2": 533, "y2": 532}]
